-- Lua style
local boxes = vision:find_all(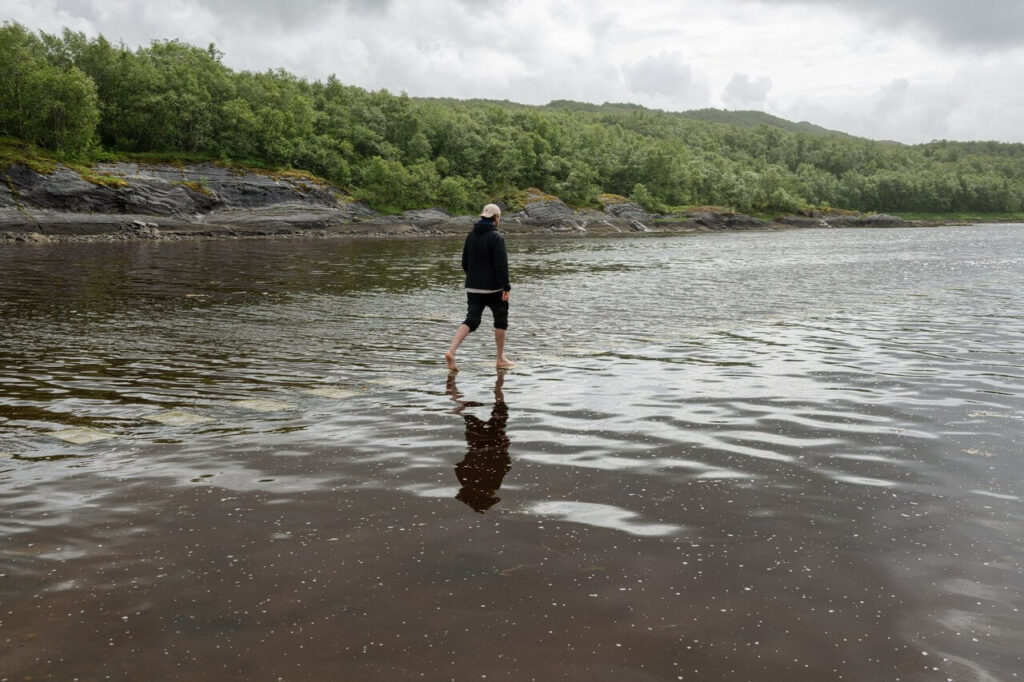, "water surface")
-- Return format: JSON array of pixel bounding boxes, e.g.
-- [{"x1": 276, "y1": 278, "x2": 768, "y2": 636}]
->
[{"x1": 1, "y1": 225, "x2": 1023, "y2": 680}]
